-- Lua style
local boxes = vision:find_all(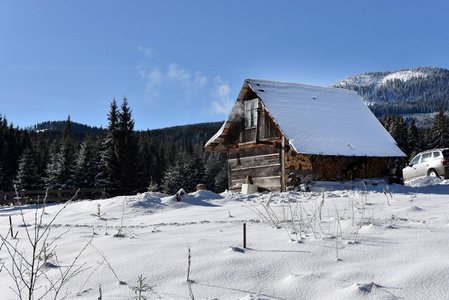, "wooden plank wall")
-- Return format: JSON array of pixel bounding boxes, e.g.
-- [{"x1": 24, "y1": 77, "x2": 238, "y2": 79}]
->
[
  {"x1": 228, "y1": 146, "x2": 281, "y2": 192},
  {"x1": 237, "y1": 107, "x2": 280, "y2": 144}
]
